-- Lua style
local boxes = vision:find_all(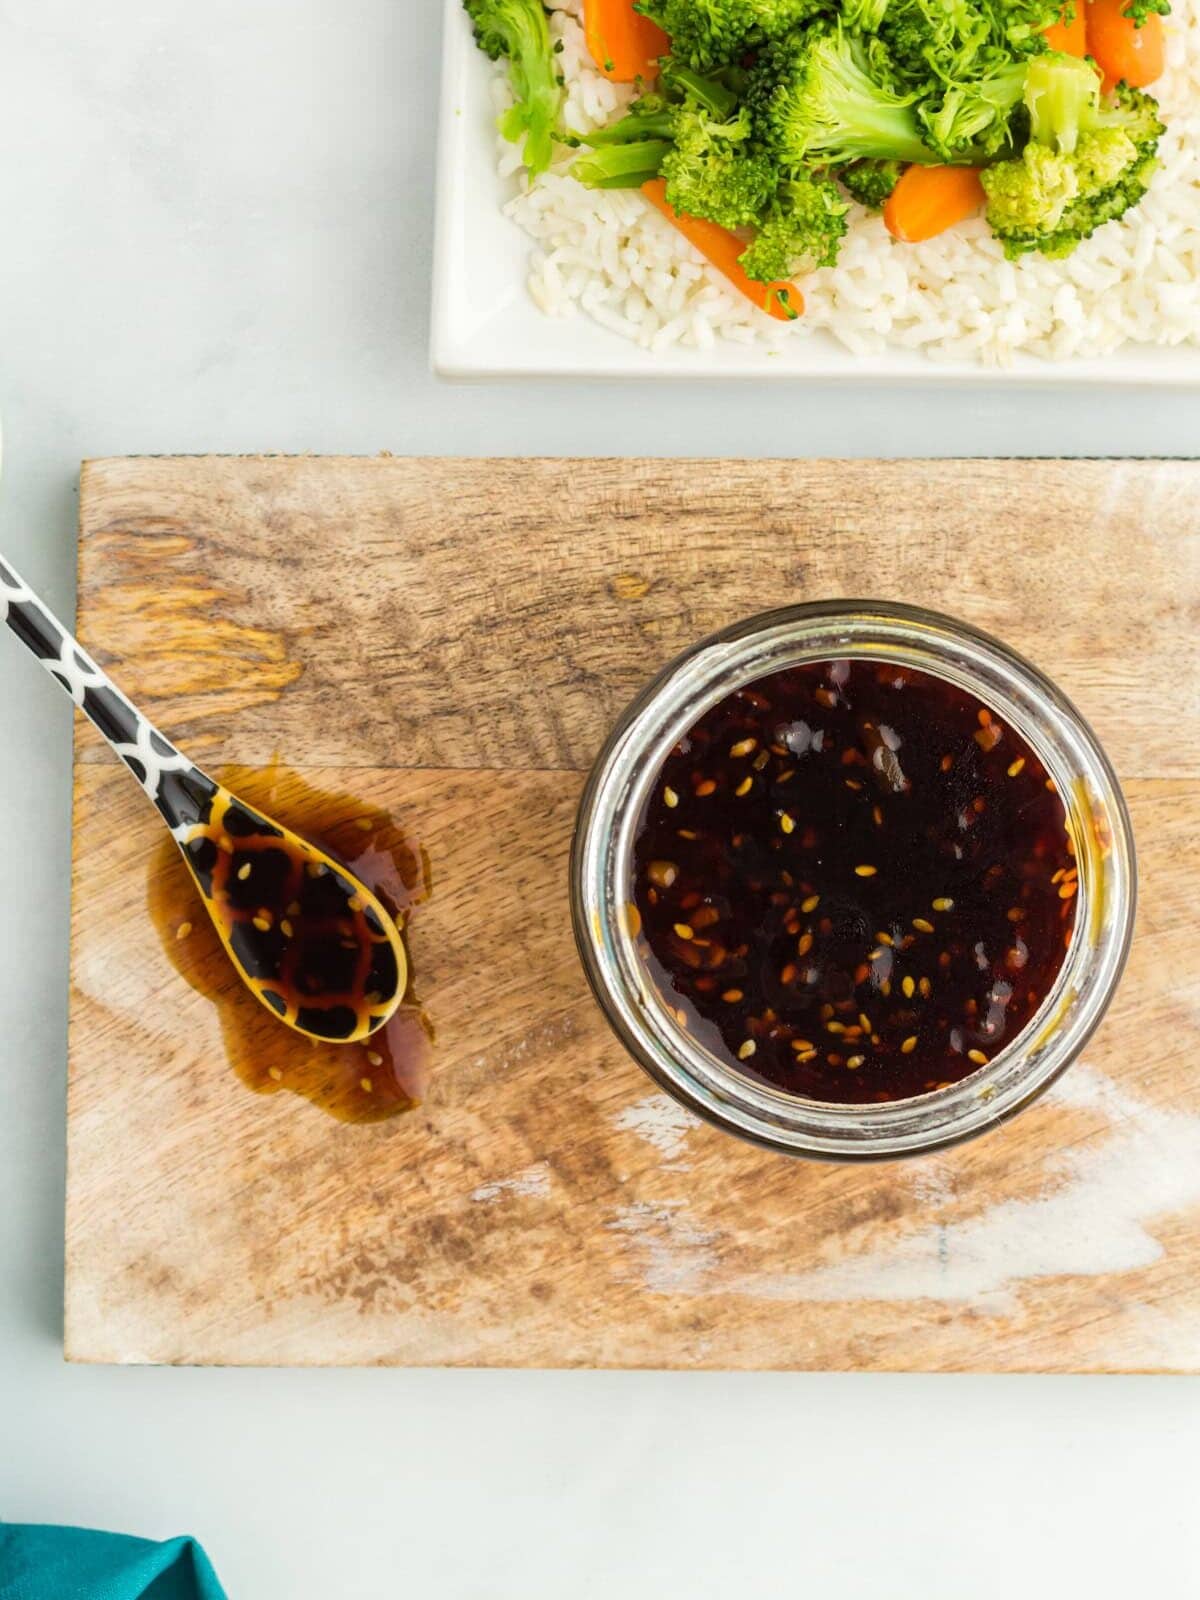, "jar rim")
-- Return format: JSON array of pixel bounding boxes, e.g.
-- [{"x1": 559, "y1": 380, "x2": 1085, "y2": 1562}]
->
[{"x1": 570, "y1": 600, "x2": 1137, "y2": 1162}]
